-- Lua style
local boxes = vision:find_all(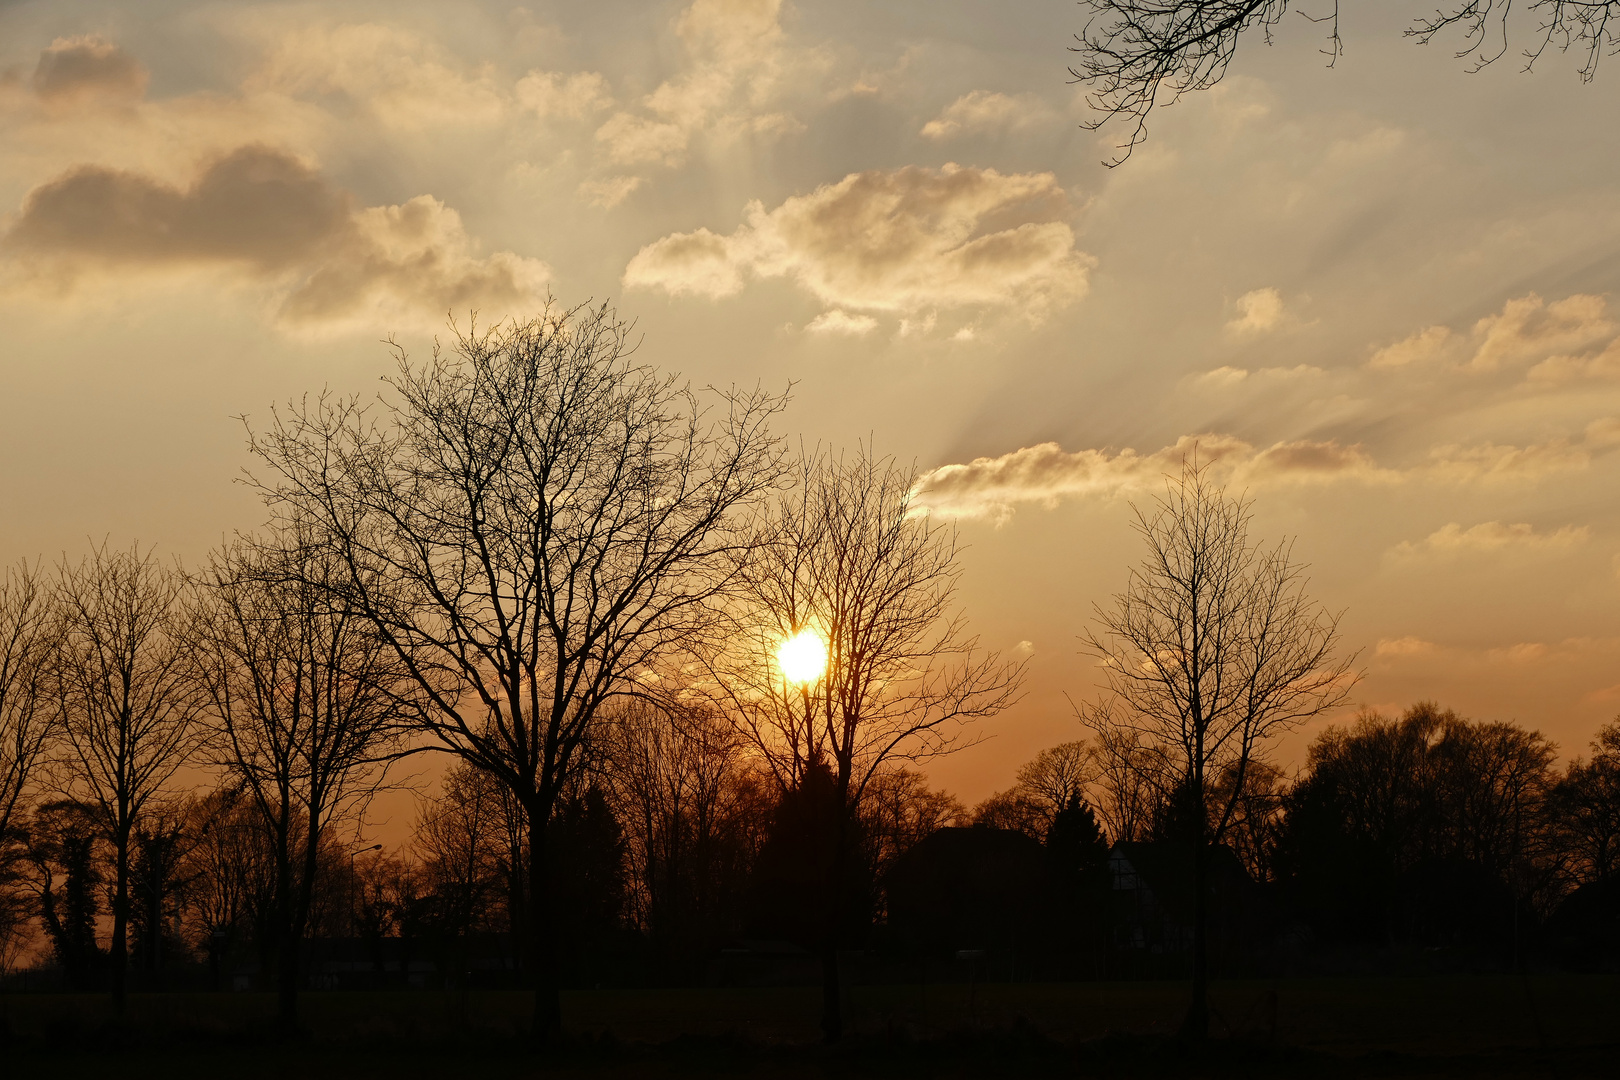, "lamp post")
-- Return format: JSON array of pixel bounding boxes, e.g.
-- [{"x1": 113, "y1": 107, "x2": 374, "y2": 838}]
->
[{"x1": 349, "y1": 843, "x2": 383, "y2": 934}]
